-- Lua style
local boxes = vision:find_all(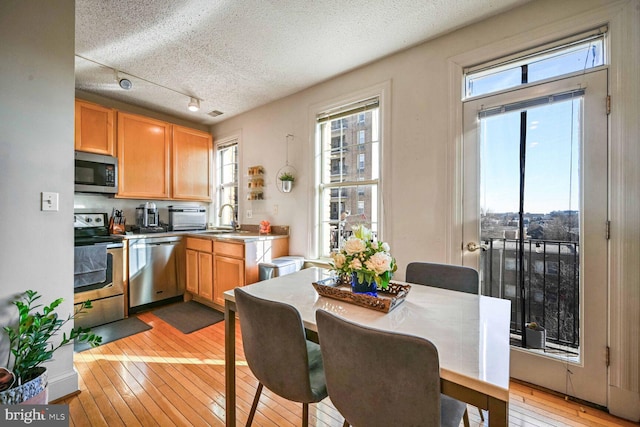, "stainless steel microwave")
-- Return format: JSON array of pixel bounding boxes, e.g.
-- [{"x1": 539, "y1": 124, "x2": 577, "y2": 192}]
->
[{"x1": 74, "y1": 151, "x2": 118, "y2": 194}]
